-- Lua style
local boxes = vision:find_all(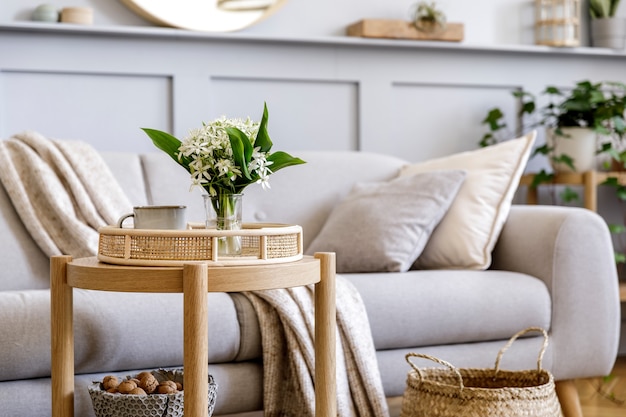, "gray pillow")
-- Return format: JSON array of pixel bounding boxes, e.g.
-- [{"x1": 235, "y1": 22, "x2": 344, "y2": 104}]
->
[{"x1": 305, "y1": 170, "x2": 466, "y2": 273}]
